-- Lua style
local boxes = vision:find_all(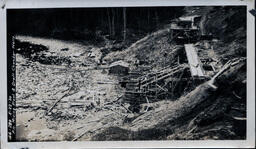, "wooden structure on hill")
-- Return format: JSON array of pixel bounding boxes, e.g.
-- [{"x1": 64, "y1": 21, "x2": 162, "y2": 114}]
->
[
  {"x1": 170, "y1": 15, "x2": 202, "y2": 44},
  {"x1": 109, "y1": 60, "x2": 129, "y2": 75},
  {"x1": 122, "y1": 64, "x2": 190, "y2": 105}
]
